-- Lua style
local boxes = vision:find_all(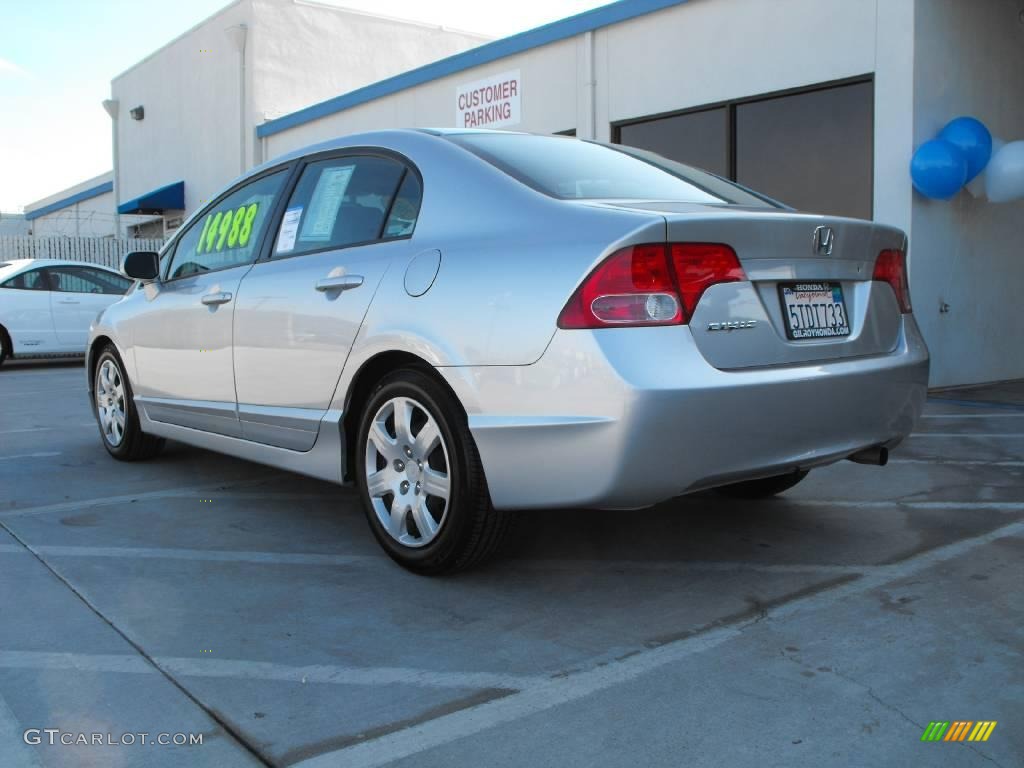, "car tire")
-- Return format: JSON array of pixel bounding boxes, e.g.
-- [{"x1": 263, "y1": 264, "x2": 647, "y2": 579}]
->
[
  {"x1": 355, "y1": 368, "x2": 512, "y2": 574},
  {"x1": 0, "y1": 326, "x2": 10, "y2": 367},
  {"x1": 93, "y1": 345, "x2": 165, "y2": 461},
  {"x1": 714, "y1": 470, "x2": 809, "y2": 499}
]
